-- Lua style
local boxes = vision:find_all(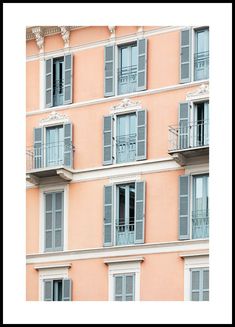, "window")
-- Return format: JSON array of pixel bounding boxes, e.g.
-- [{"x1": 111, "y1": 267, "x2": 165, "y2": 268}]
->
[
  {"x1": 191, "y1": 268, "x2": 209, "y2": 301},
  {"x1": 44, "y1": 191, "x2": 64, "y2": 252},
  {"x1": 44, "y1": 278, "x2": 72, "y2": 301},
  {"x1": 46, "y1": 125, "x2": 64, "y2": 167},
  {"x1": 194, "y1": 28, "x2": 209, "y2": 81},
  {"x1": 114, "y1": 274, "x2": 135, "y2": 301}
]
